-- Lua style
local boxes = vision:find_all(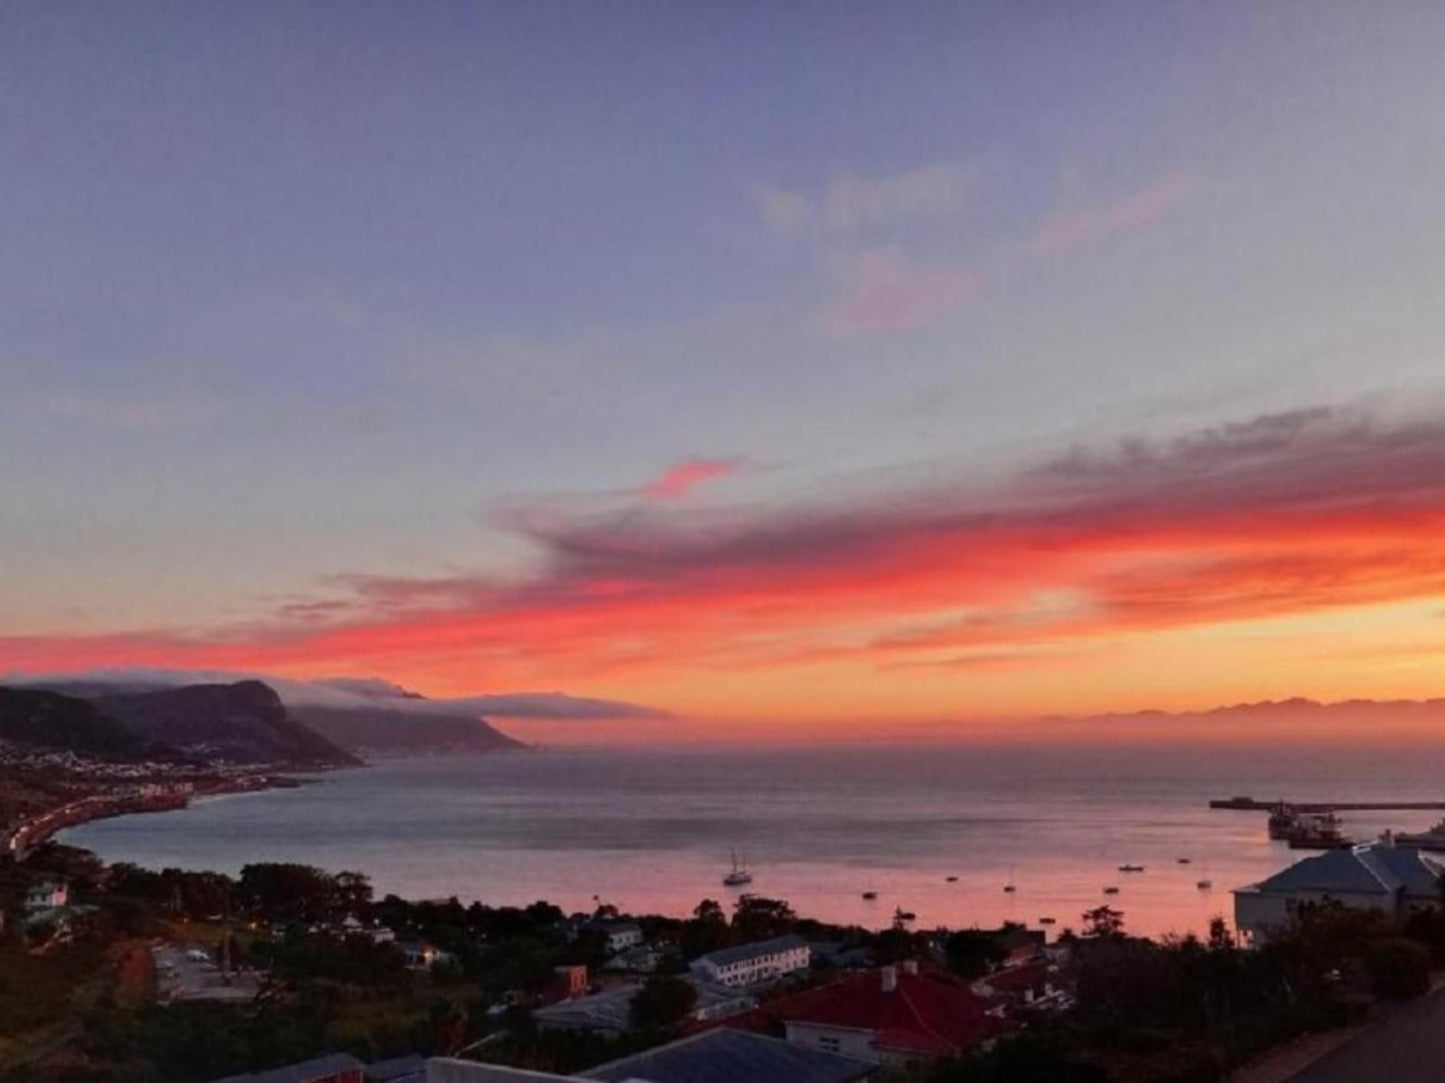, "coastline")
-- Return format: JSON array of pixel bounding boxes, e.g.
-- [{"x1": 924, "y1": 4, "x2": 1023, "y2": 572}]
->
[{"x1": 5, "y1": 768, "x2": 329, "y2": 862}]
